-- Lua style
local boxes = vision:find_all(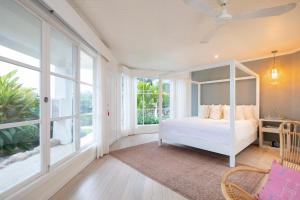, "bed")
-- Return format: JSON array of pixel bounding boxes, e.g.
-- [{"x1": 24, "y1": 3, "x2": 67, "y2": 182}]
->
[
  {"x1": 159, "y1": 118, "x2": 258, "y2": 163},
  {"x1": 158, "y1": 60, "x2": 260, "y2": 167}
]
